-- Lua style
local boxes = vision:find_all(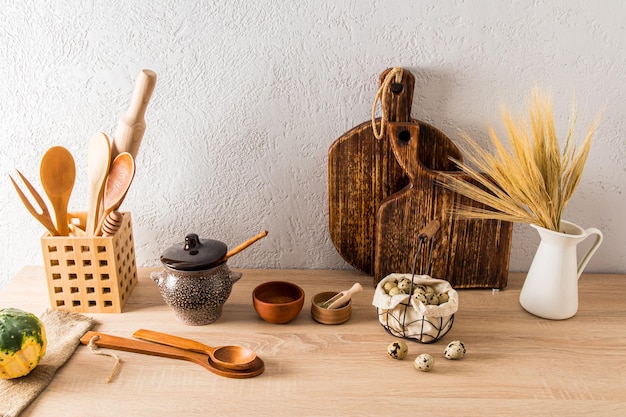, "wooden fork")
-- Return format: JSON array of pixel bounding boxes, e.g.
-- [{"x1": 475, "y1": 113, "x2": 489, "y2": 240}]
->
[{"x1": 9, "y1": 170, "x2": 59, "y2": 236}]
